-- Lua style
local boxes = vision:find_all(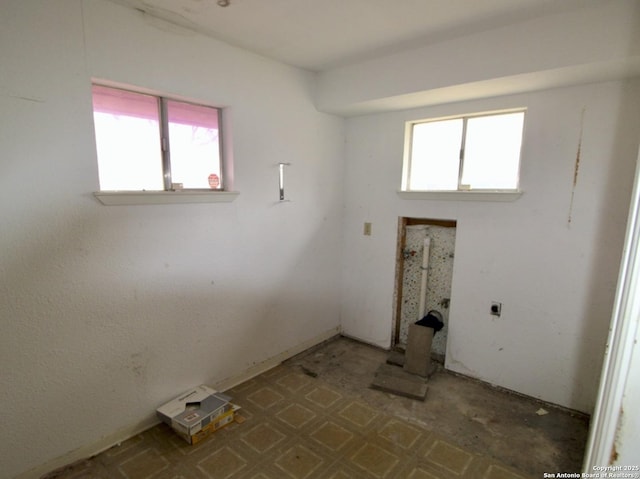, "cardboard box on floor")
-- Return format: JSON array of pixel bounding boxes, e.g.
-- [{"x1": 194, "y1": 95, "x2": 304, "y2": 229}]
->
[
  {"x1": 179, "y1": 404, "x2": 241, "y2": 445},
  {"x1": 156, "y1": 385, "x2": 239, "y2": 443}
]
